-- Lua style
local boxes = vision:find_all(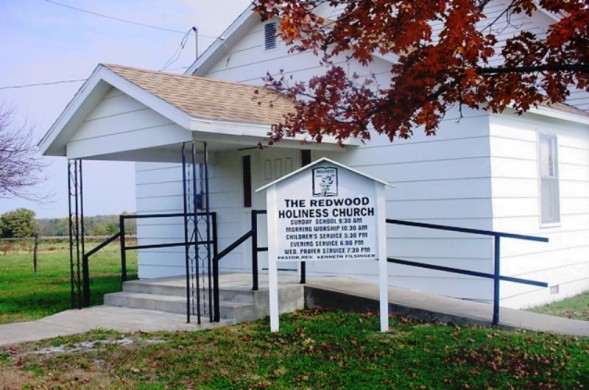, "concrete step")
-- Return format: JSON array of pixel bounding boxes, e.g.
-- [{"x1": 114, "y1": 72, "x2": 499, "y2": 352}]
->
[
  {"x1": 104, "y1": 292, "x2": 186, "y2": 314},
  {"x1": 104, "y1": 291, "x2": 258, "y2": 322},
  {"x1": 104, "y1": 277, "x2": 305, "y2": 324},
  {"x1": 122, "y1": 279, "x2": 256, "y2": 304}
]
